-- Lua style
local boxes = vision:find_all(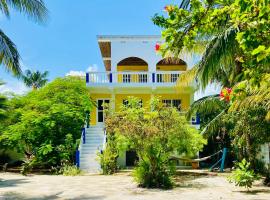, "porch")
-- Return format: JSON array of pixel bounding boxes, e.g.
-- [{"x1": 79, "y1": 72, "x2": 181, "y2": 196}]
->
[{"x1": 86, "y1": 71, "x2": 183, "y2": 86}]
